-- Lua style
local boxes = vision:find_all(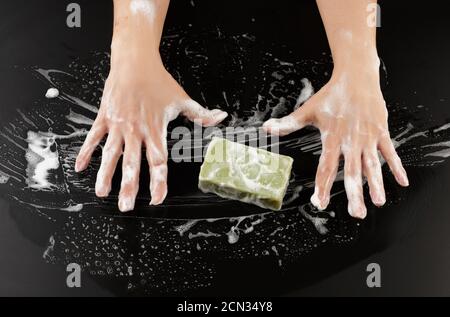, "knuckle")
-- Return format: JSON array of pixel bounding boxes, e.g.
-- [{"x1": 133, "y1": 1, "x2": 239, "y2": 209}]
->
[
  {"x1": 151, "y1": 157, "x2": 168, "y2": 168},
  {"x1": 103, "y1": 144, "x2": 121, "y2": 157},
  {"x1": 121, "y1": 168, "x2": 138, "y2": 188},
  {"x1": 319, "y1": 163, "x2": 335, "y2": 176},
  {"x1": 364, "y1": 156, "x2": 380, "y2": 169},
  {"x1": 146, "y1": 141, "x2": 168, "y2": 164},
  {"x1": 345, "y1": 160, "x2": 361, "y2": 176}
]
